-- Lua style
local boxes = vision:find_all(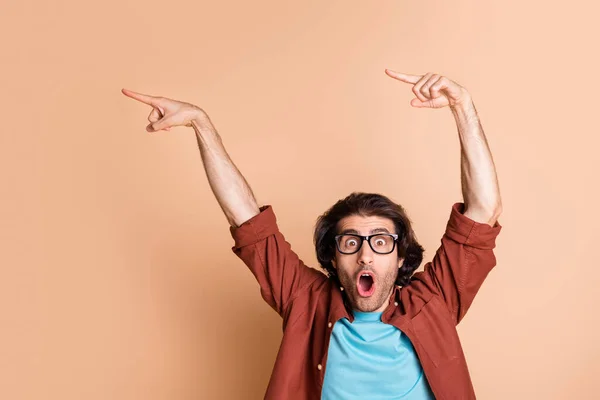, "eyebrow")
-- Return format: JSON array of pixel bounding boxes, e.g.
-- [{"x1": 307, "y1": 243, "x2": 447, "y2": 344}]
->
[{"x1": 339, "y1": 228, "x2": 392, "y2": 235}]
